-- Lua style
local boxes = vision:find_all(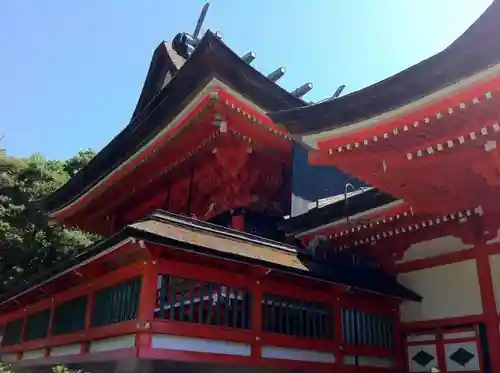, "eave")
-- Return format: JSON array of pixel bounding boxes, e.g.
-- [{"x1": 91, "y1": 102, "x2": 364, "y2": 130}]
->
[
  {"x1": 280, "y1": 189, "x2": 399, "y2": 236},
  {"x1": 41, "y1": 31, "x2": 304, "y2": 219},
  {"x1": 45, "y1": 82, "x2": 293, "y2": 232},
  {"x1": 268, "y1": 0, "x2": 500, "y2": 144},
  {"x1": 1, "y1": 211, "x2": 422, "y2": 306}
]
